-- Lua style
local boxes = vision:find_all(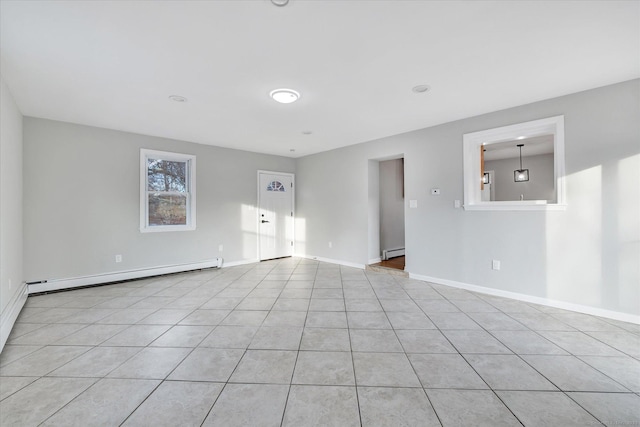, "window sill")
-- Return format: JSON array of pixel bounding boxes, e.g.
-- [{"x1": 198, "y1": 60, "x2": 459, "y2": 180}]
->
[
  {"x1": 463, "y1": 201, "x2": 567, "y2": 211},
  {"x1": 140, "y1": 225, "x2": 196, "y2": 233}
]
